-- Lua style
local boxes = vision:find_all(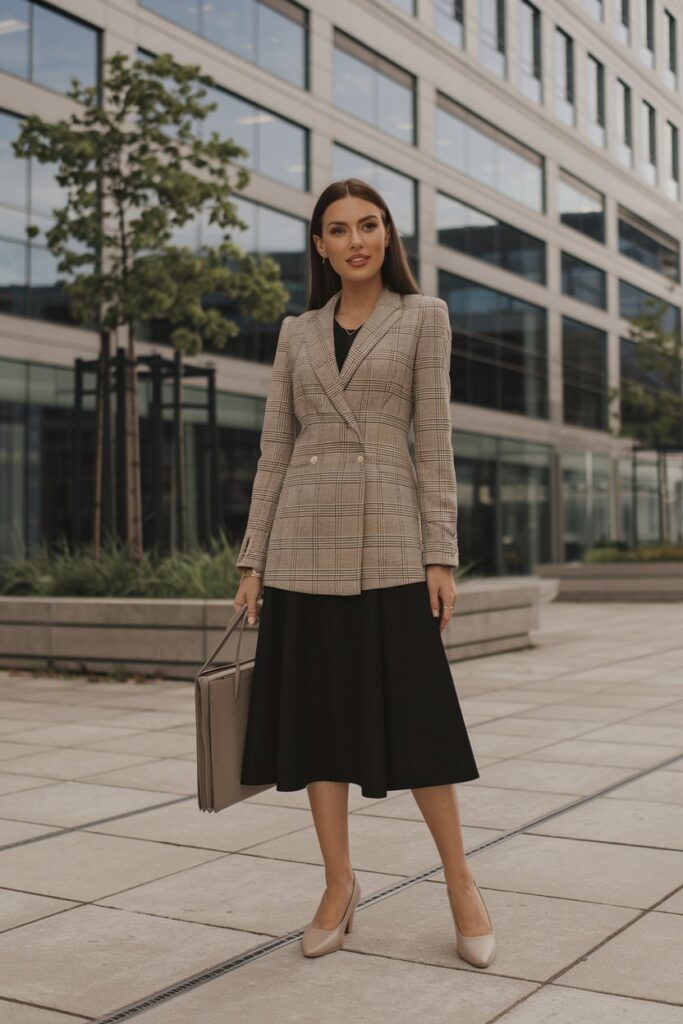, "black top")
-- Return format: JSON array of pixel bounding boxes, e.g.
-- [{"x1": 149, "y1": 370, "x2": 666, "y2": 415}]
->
[{"x1": 333, "y1": 316, "x2": 364, "y2": 372}]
